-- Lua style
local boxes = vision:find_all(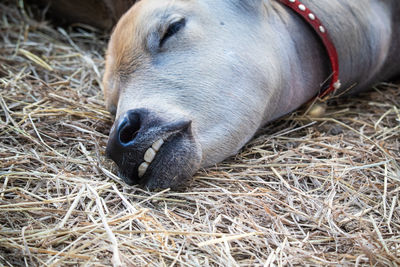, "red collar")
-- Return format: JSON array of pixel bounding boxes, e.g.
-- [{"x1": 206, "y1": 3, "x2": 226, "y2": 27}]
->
[{"x1": 278, "y1": 0, "x2": 341, "y2": 99}]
